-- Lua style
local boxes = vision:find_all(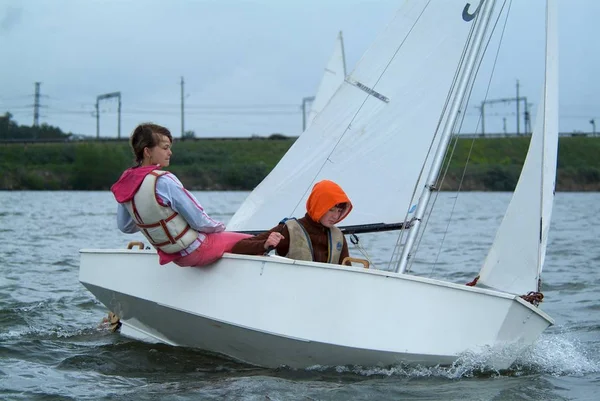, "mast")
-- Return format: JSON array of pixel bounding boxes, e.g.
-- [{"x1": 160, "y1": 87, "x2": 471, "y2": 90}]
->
[{"x1": 396, "y1": 0, "x2": 497, "y2": 274}]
